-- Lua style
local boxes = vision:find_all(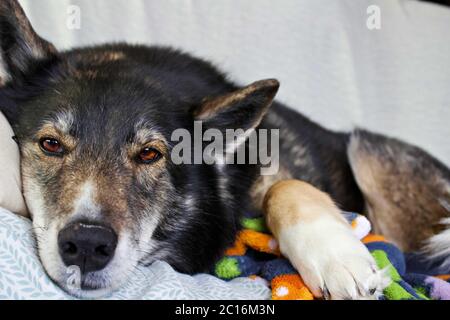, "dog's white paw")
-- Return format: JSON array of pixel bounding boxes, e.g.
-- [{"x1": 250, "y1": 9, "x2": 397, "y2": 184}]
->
[{"x1": 278, "y1": 217, "x2": 391, "y2": 300}]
